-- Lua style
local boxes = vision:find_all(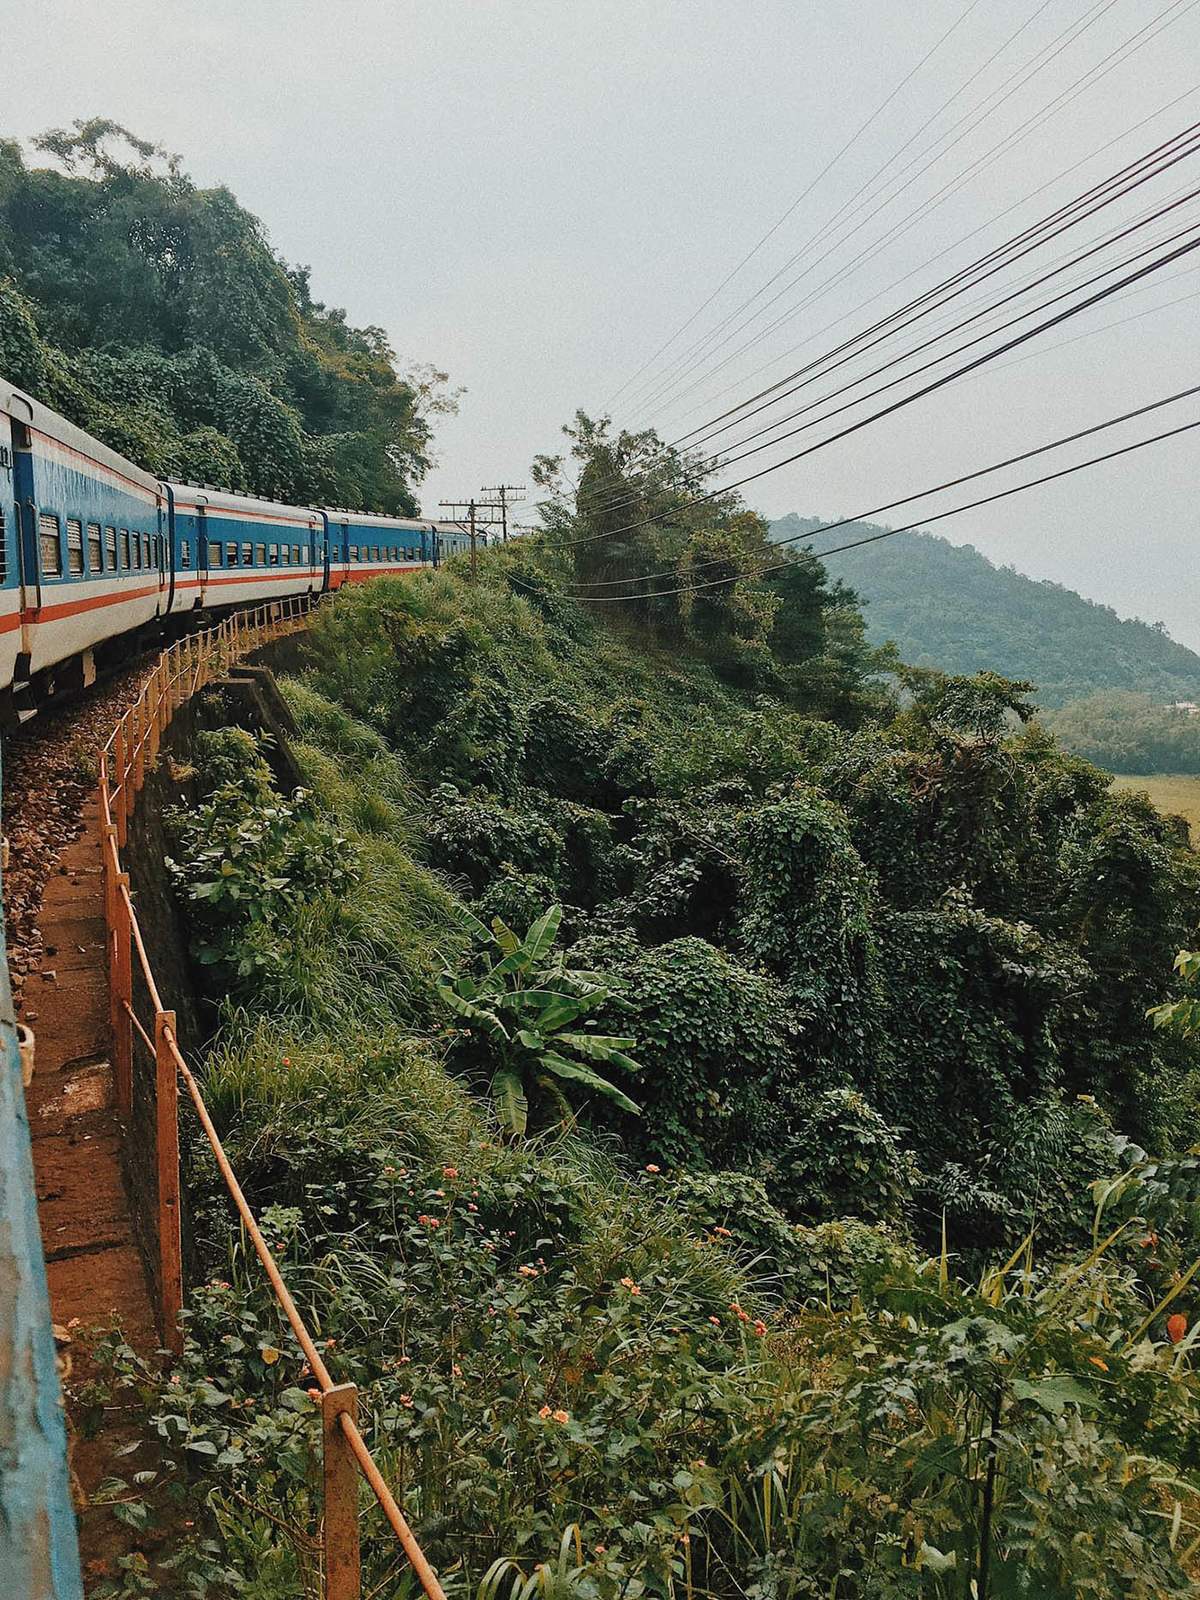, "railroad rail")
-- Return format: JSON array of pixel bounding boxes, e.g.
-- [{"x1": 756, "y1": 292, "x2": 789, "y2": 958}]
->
[{"x1": 96, "y1": 596, "x2": 446, "y2": 1600}]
